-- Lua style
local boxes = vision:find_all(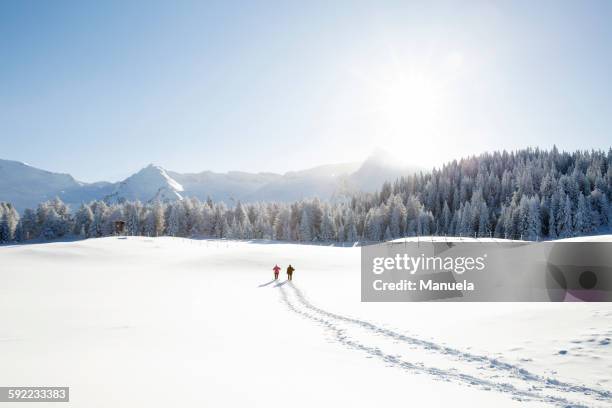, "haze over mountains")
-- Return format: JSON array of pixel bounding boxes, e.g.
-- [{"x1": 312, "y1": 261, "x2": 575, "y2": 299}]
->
[{"x1": 0, "y1": 152, "x2": 418, "y2": 212}]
